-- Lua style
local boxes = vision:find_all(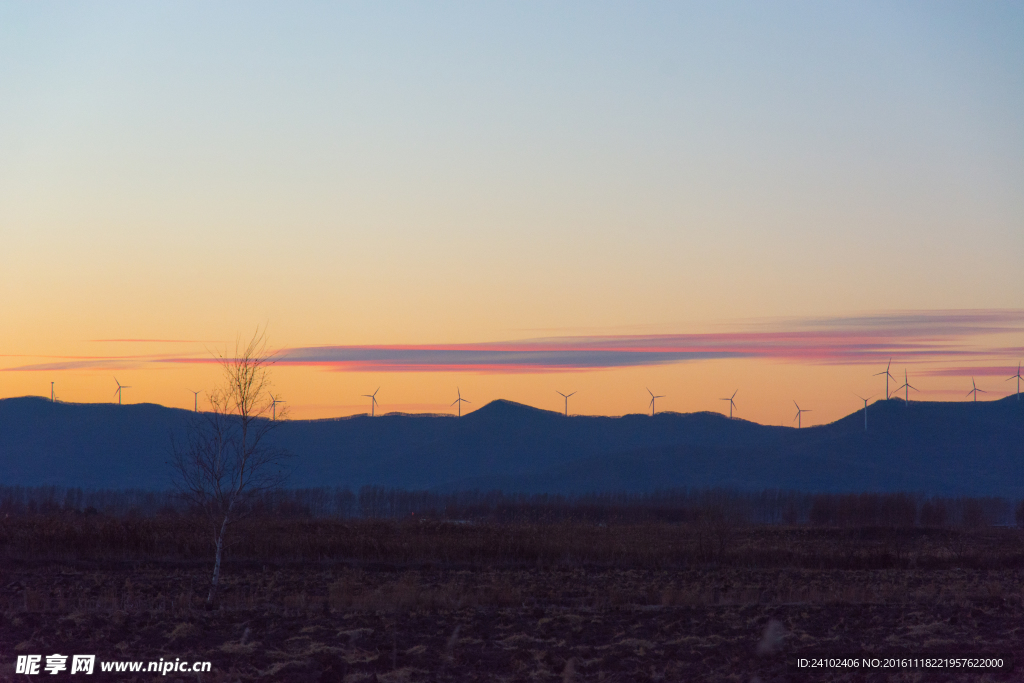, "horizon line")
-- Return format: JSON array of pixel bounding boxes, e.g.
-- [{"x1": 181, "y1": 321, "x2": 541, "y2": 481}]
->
[{"x1": 4, "y1": 393, "x2": 1017, "y2": 427}]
